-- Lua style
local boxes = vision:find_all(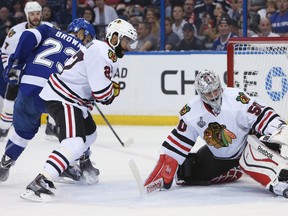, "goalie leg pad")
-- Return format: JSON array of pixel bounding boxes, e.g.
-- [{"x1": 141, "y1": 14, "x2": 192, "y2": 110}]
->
[
  {"x1": 144, "y1": 154, "x2": 178, "y2": 189},
  {"x1": 240, "y1": 135, "x2": 288, "y2": 197},
  {"x1": 210, "y1": 166, "x2": 243, "y2": 184}
]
